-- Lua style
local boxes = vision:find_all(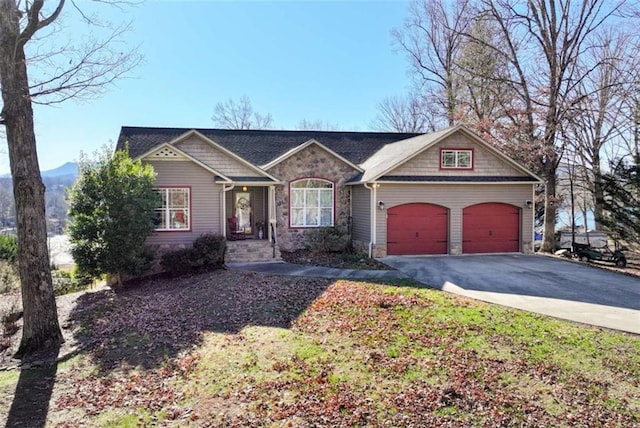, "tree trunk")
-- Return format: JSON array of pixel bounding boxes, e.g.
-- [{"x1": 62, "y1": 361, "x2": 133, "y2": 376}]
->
[
  {"x1": 0, "y1": 1, "x2": 63, "y2": 357},
  {"x1": 541, "y1": 160, "x2": 558, "y2": 253},
  {"x1": 592, "y1": 150, "x2": 605, "y2": 231}
]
